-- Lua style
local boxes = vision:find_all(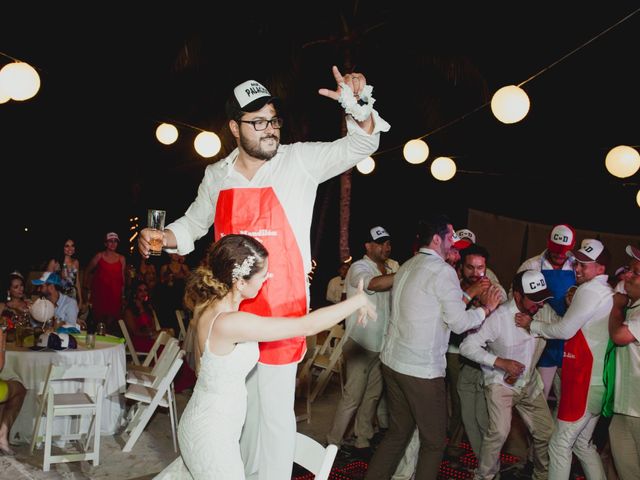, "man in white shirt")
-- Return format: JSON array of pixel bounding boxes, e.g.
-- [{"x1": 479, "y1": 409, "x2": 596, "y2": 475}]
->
[
  {"x1": 137, "y1": 68, "x2": 390, "y2": 480},
  {"x1": 326, "y1": 261, "x2": 350, "y2": 304},
  {"x1": 607, "y1": 244, "x2": 640, "y2": 480},
  {"x1": 516, "y1": 239, "x2": 613, "y2": 480},
  {"x1": 326, "y1": 226, "x2": 396, "y2": 455},
  {"x1": 32, "y1": 272, "x2": 80, "y2": 328},
  {"x1": 460, "y1": 270, "x2": 554, "y2": 480},
  {"x1": 366, "y1": 215, "x2": 502, "y2": 480}
]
